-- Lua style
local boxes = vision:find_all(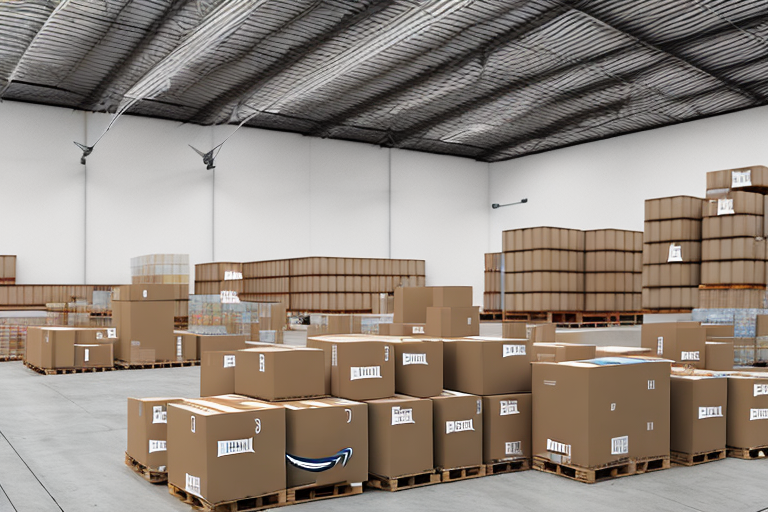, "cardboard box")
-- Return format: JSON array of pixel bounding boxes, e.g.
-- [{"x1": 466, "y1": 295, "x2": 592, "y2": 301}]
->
[
  {"x1": 234, "y1": 347, "x2": 325, "y2": 401},
  {"x1": 200, "y1": 351, "x2": 239, "y2": 397},
  {"x1": 197, "y1": 334, "x2": 248, "y2": 357},
  {"x1": 704, "y1": 324, "x2": 735, "y2": 339},
  {"x1": 641, "y1": 323, "x2": 706, "y2": 368},
  {"x1": 726, "y1": 375, "x2": 768, "y2": 449},
  {"x1": 283, "y1": 398, "x2": 368, "y2": 488},
  {"x1": 702, "y1": 238, "x2": 766, "y2": 261},
  {"x1": 174, "y1": 332, "x2": 198, "y2": 361},
  {"x1": 432, "y1": 391, "x2": 483, "y2": 470},
  {"x1": 532, "y1": 343, "x2": 558, "y2": 362},
  {"x1": 705, "y1": 342, "x2": 734, "y2": 371},
  {"x1": 532, "y1": 357, "x2": 671, "y2": 468},
  {"x1": 425, "y1": 307, "x2": 480, "y2": 338},
  {"x1": 167, "y1": 398, "x2": 285, "y2": 505},
  {"x1": 112, "y1": 284, "x2": 178, "y2": 302},
  {"x1": 594, "y1": 346, "x2": 652, "y2": 358},
  {"x1": 502, "y1": 322, "x2": 528, "y2": 339},
  {"x1": 644, "y1": 196, "x2": 703, "y2": 221},
  {"x1": 443, "y1": 337, "x2": 531, "y2": 394},
  {"x1": 532, "y1": 324, "x2": 556, "y2": 343},
  {"x1": 670, "y1": 375, "x2": 727, "y2": 456},
  {"x1": 701, "y1": 260, "x2": 766, "y2": 285},
  {"x1": 126, "y1": 397, "x2": 182, "y2": 471},
  {"x1": 432, "y1": 287, "x2": 472, "y2": 307},
  {"x1": 306, "y1": 336, "x2": 395, "y2": 400},
  {"x1": 703, "y1": 191, "x2": 764, "y2": 217},
  {"x1": 75, "y1": 327, "x2": 118, "y2": 344},
  {"x1": 702, "y1": 214, "x2": 763, "y2": 239},
  {"x1": 74, "y1": 343, "x2": 113, "y2": 368},
  {"x1": 394, "y1": 287, "x2": 433, "y2": 324},
  {"x1": 389, "y1": 338, "x2": 443, "y2": 398},
  {"x1": 482, "y1": 393, "x2": 531, "y2": 463},
  {"x1": 112, "y1": 300, "x2": 175, "y2": 363},
  {"x1": 555, "y1": 344, "x2": 596, "y2": 362},
  {"x1": 367, "y1": 395, "x2": 433, "y2": 478},
  {"x1": 25, "y1": 327, "x2": 75, "y2": 369},
  {"x1": 706, "y1": 166, "x2": 768, "y2": 191},
  {"x1": 379, "y1": 323, "x2": 426, "y2": 336},
  {"x1": 643, "y1": 219, "x2": 702, "y2": 243}
]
